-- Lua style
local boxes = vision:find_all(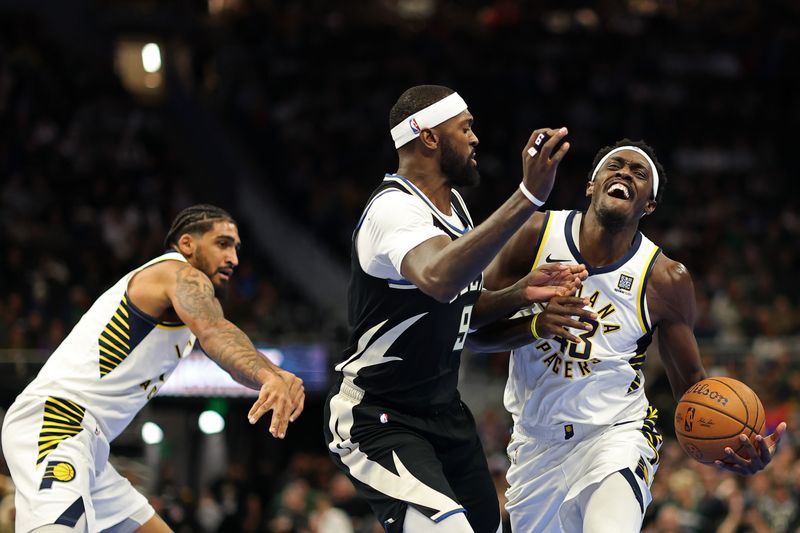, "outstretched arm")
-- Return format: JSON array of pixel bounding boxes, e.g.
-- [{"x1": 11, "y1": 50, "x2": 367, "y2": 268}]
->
[
  {"x1": 402, "y1": 128, "x2": 570, "y2": 302},
  {"x1": 169, "y1": 264, "x2": 304, "y2": 438}
]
